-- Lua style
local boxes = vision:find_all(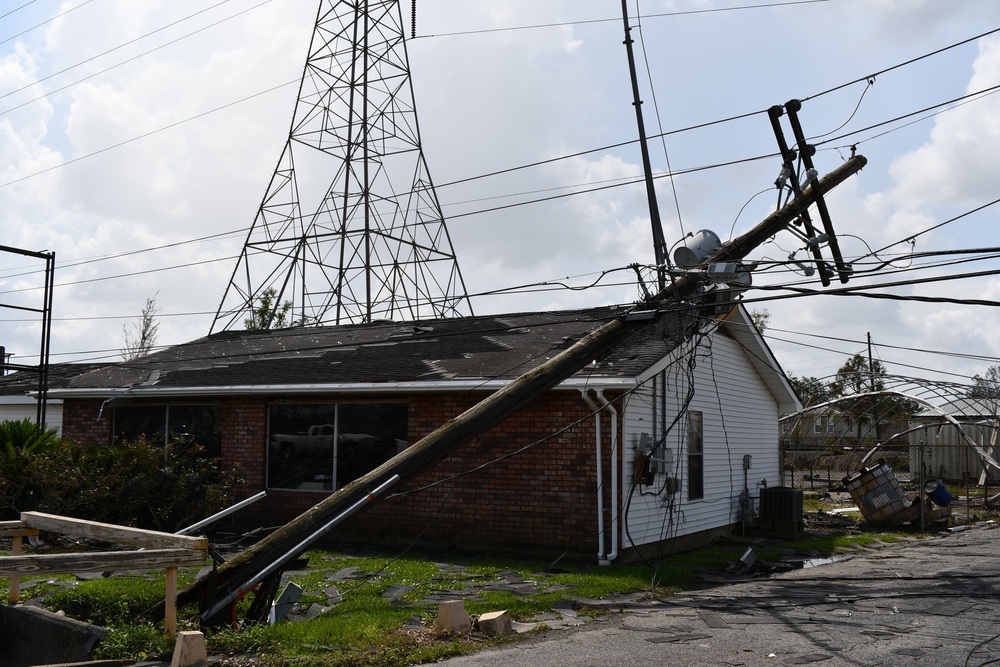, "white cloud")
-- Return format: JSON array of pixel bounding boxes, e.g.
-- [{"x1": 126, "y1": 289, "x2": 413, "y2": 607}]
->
[{"x1": 0, "y1": 0, "x2": 998, "y2": 389}]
